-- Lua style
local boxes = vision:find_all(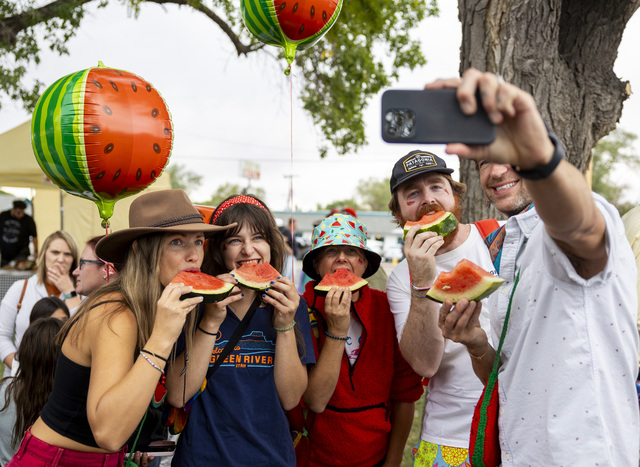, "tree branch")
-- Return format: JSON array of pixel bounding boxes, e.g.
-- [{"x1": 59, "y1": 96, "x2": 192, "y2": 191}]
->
[
  {"x1": 0, "y1": 0, "x2": 93, "y2": 46},
  {"x1": 145, "y1": 0, "x2": 263, "y2": 56}
]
